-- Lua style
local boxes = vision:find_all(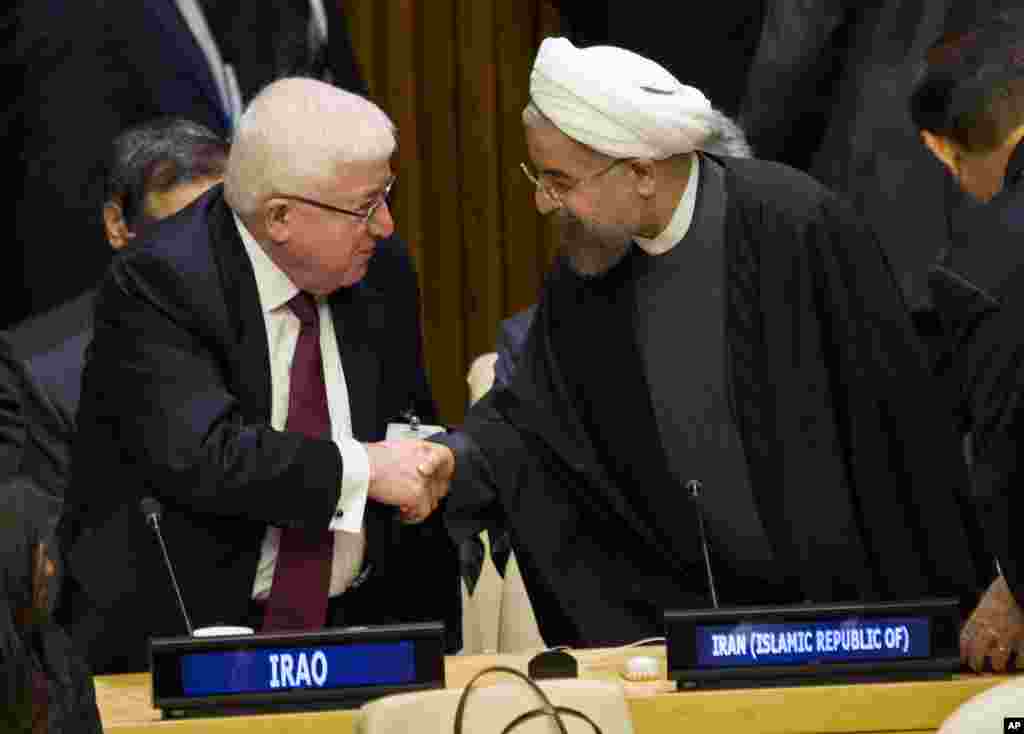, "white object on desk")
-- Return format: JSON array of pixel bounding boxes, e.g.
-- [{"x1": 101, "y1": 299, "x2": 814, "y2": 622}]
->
[
  {"x1": 622, "y1": 655, "x2": 660, "y2": 682},
  {"x1": 193, "y1": 626, "x2": 255, "y2": 637}
]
